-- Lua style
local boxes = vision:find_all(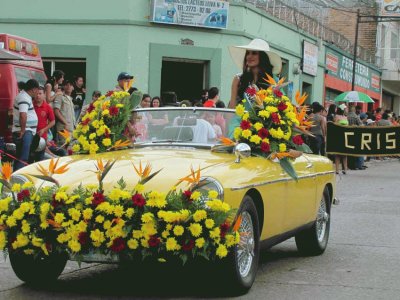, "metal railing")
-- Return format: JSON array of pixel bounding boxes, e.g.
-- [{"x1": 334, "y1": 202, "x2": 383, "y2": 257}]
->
[{"x1": 232, "y1": 0, "x2": 377, "y2": 65}]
